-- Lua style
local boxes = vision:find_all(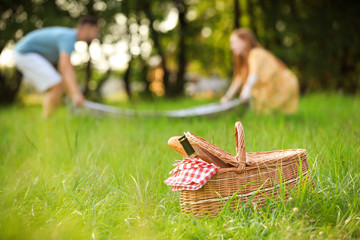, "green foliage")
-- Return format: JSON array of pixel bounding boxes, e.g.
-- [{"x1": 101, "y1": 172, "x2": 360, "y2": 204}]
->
[
  {"x1": 1, "y1": 0, "x2": 360, "y2": 101},
  {"x1": 190, "y1": 0, "x2": 360, "y2": 93},
  {"x1": 0, "y1": 93, "x2": 359, "y2": 239}
]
